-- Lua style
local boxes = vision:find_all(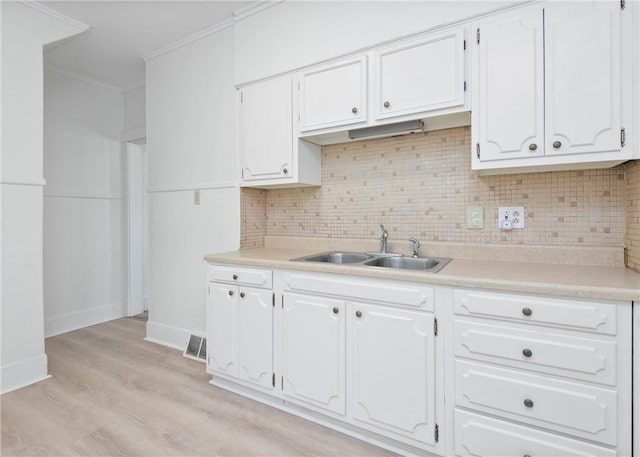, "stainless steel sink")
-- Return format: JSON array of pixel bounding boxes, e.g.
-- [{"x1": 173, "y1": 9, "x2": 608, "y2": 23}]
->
[
  {"x1": 363, "y1": 256, "x2": 451, "y2": 272},
  {"x1": 292, "y1": 251, "x2": 373, "y2": 264},
  {"x1": 291, "y1": 251, "x2": 451, "y2": 273}
]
